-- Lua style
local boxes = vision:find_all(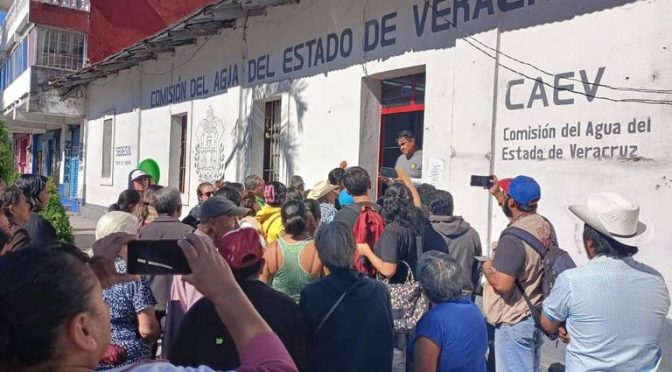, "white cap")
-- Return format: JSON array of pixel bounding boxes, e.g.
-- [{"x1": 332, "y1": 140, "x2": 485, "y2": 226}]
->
[{"x1": 130, "y1": 169, "x2": 150, "y2": 181}]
